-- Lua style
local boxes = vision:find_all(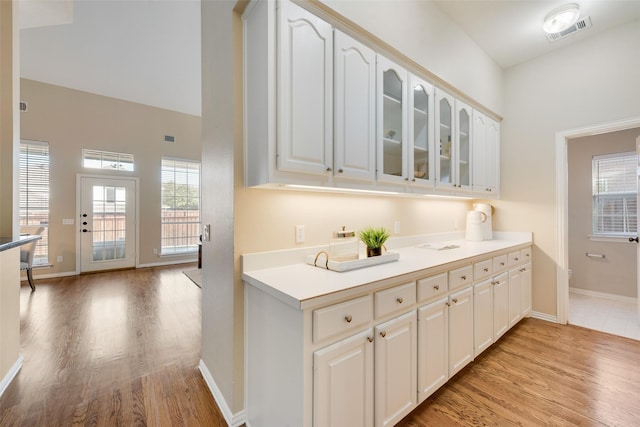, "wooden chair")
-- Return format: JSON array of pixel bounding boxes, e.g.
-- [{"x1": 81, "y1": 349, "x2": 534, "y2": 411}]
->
[{"x1": 20, "y1": 226, "x2": 45, "y2": 291}]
